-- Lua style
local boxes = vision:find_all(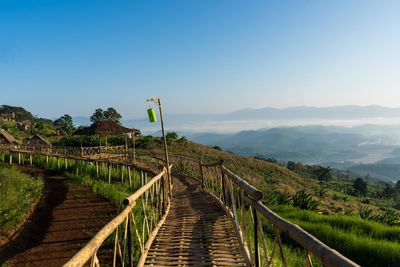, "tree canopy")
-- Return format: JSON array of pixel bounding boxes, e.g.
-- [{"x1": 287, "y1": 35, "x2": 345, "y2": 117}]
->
[
  {"x1": 0, "y1": 105, "x2": 34, "y2": 121},
  {"x1": 353, "y1": 178, "x2": 368, "y2": 196},
  {"x1": 54, "y1": 114, "x2": 75, "y2": 135},
  {"x1": 90, "y1": 107, "x2": 122, "y2": 123}
]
